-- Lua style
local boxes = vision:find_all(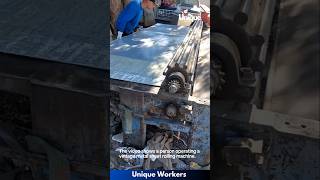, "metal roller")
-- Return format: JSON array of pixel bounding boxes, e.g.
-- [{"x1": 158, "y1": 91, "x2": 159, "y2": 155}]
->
[
  {"x1": 163, "y1": 20, "x2": 203, "y2": 95},
  {"x1": 212, "y1": 0, "x2": 277, "y2": 100}
]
